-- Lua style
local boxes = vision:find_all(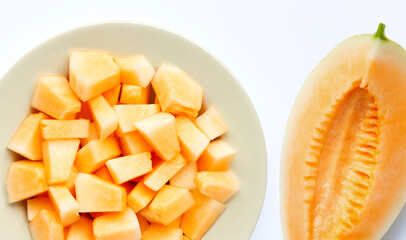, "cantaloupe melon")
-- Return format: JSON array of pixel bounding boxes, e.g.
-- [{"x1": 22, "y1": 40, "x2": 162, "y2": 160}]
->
[
  {"x1": 28, "y1": 210, "x2": 64, "y2": 240},
  {"x1": 197, "y1": 139, "x2": 235, "y2": 171},
  {"x1": 120, "y1": 84, "x2": 150, "y2": 104},
  {"x1": 170, "y1": 162, "x2": 197, "y2": 190},
  {"x1": 94, "y1": 166, "x2": 115, "y2": 183},
  {"x1": 27, "y1": 196, "x2": 55, "y2": 221},
  {"x1": 118, "y1": 131, "x2": 152, "y2": 156},
  {"x1": 127, "y1": 181, "x2": 157, "y2": 213},
  {"x1": 115, "y1": 55, "x2": 155, "y2": 88},
  {"x1": 114, "y1": 104, "x2": 160, "y2": 136},
  {"x1": 88, "y1": 95, "x2": 118, "y2": 141},
  {"x1": 281, "y1": 24, "x2": 406, "y2": 240},
  {"x1": 194, "y1": 171, "x2": 239, "y2": 203},
  {"x1": 195, "y1": 106, "x2": 228, "y2": 140},
  {"x1": 48, "y1": 185, "x2": 80, "y2": 226},
  {"x1": 168, "y1": 216, "x2": 182, "y2": 228},
  {"x1": 66, "y1": 215, "x2": 94, "y2": 240},
  {"x1": 106, "y1": 152, "x2": 152, "y2": 184},
  {"x1": 136, "y1": 213, "x2": 150, "y2": 232},
  {"x1": 81, "y1": 122, "x2": 99, "y2": 147},
  {"x1": 41, "y1": 119, "x2": 89, "y2": 139},
  {"x1": 102, "y1": 84, "x2": 122, "y2": 106},
  {"x1": 142, "y1": 224, "x2": 183, "y2": 240},
  {"x1": 66, "y1": 165, "x2": 79, "y2": 195}
]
